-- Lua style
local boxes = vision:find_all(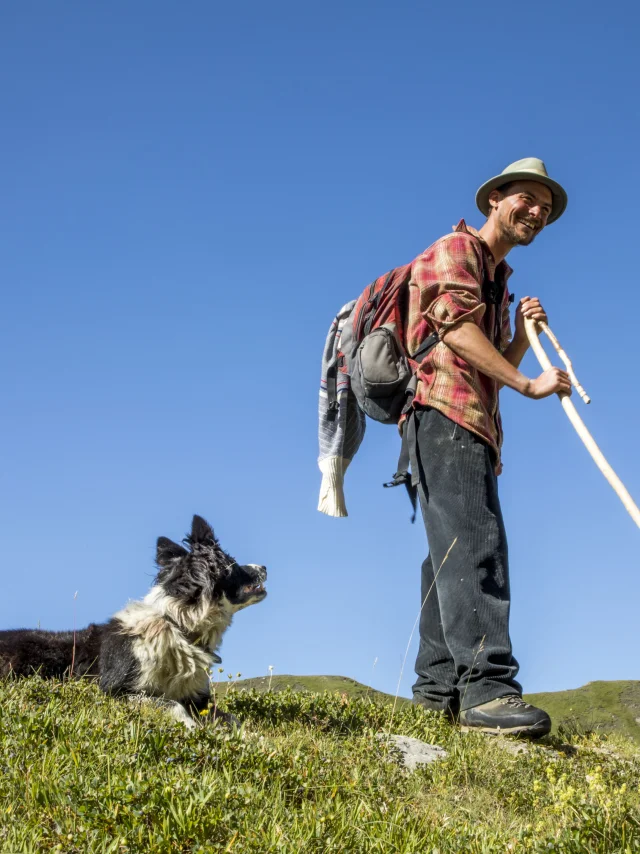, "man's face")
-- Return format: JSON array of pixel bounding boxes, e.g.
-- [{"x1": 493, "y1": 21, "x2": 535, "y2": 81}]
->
[{"x1": 490, "y1": 180, "x2": 554, "y2": 246}]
